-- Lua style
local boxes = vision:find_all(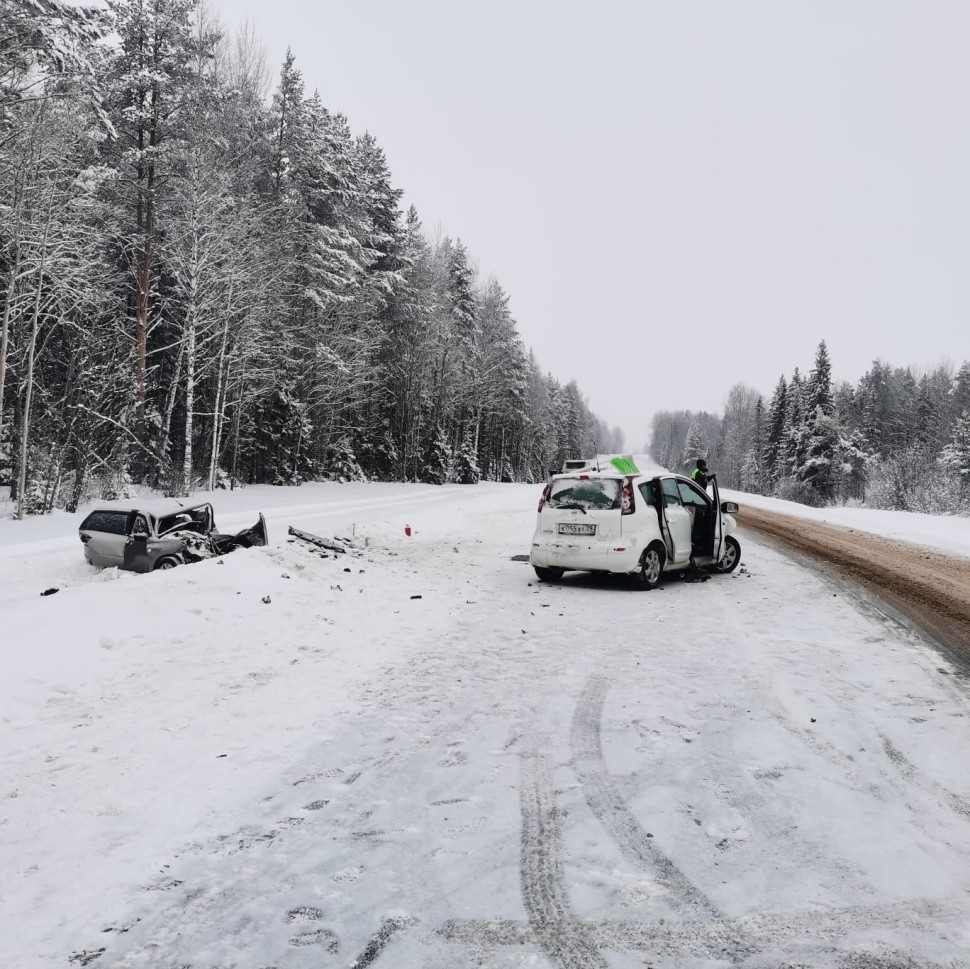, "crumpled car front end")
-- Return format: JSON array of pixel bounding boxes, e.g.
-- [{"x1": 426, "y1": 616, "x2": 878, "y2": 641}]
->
[{"x1": 210, "y1": 513, "x2": 268, "y2": 556}]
